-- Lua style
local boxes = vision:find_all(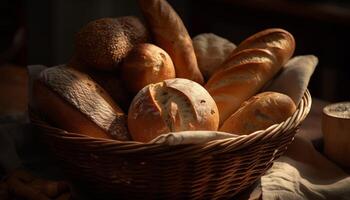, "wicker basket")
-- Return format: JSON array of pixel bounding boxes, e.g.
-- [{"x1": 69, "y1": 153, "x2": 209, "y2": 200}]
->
[{"x1": 30, "y1": 90, "x2": 311, "y2": 199}]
